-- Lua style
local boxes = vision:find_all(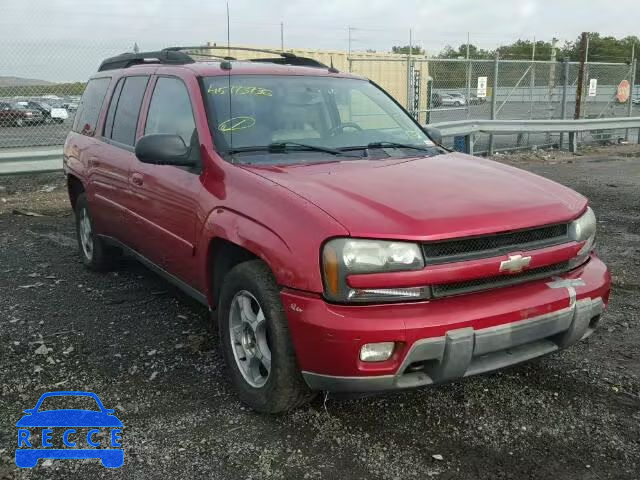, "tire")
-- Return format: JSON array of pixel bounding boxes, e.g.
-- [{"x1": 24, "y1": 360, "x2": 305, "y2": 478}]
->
[
  {"x1": 15, "y1": 118, "x2": 24, "y2": 127},
  {"x1": 75, "y1": 193, "x2": 120, "y2": 271},
  {"x1": 455, "y1": 101, "x2": 462, "y2": 107},
  {"x1": 218, "y1": 260, "x2": 314, "y2": 413}
]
